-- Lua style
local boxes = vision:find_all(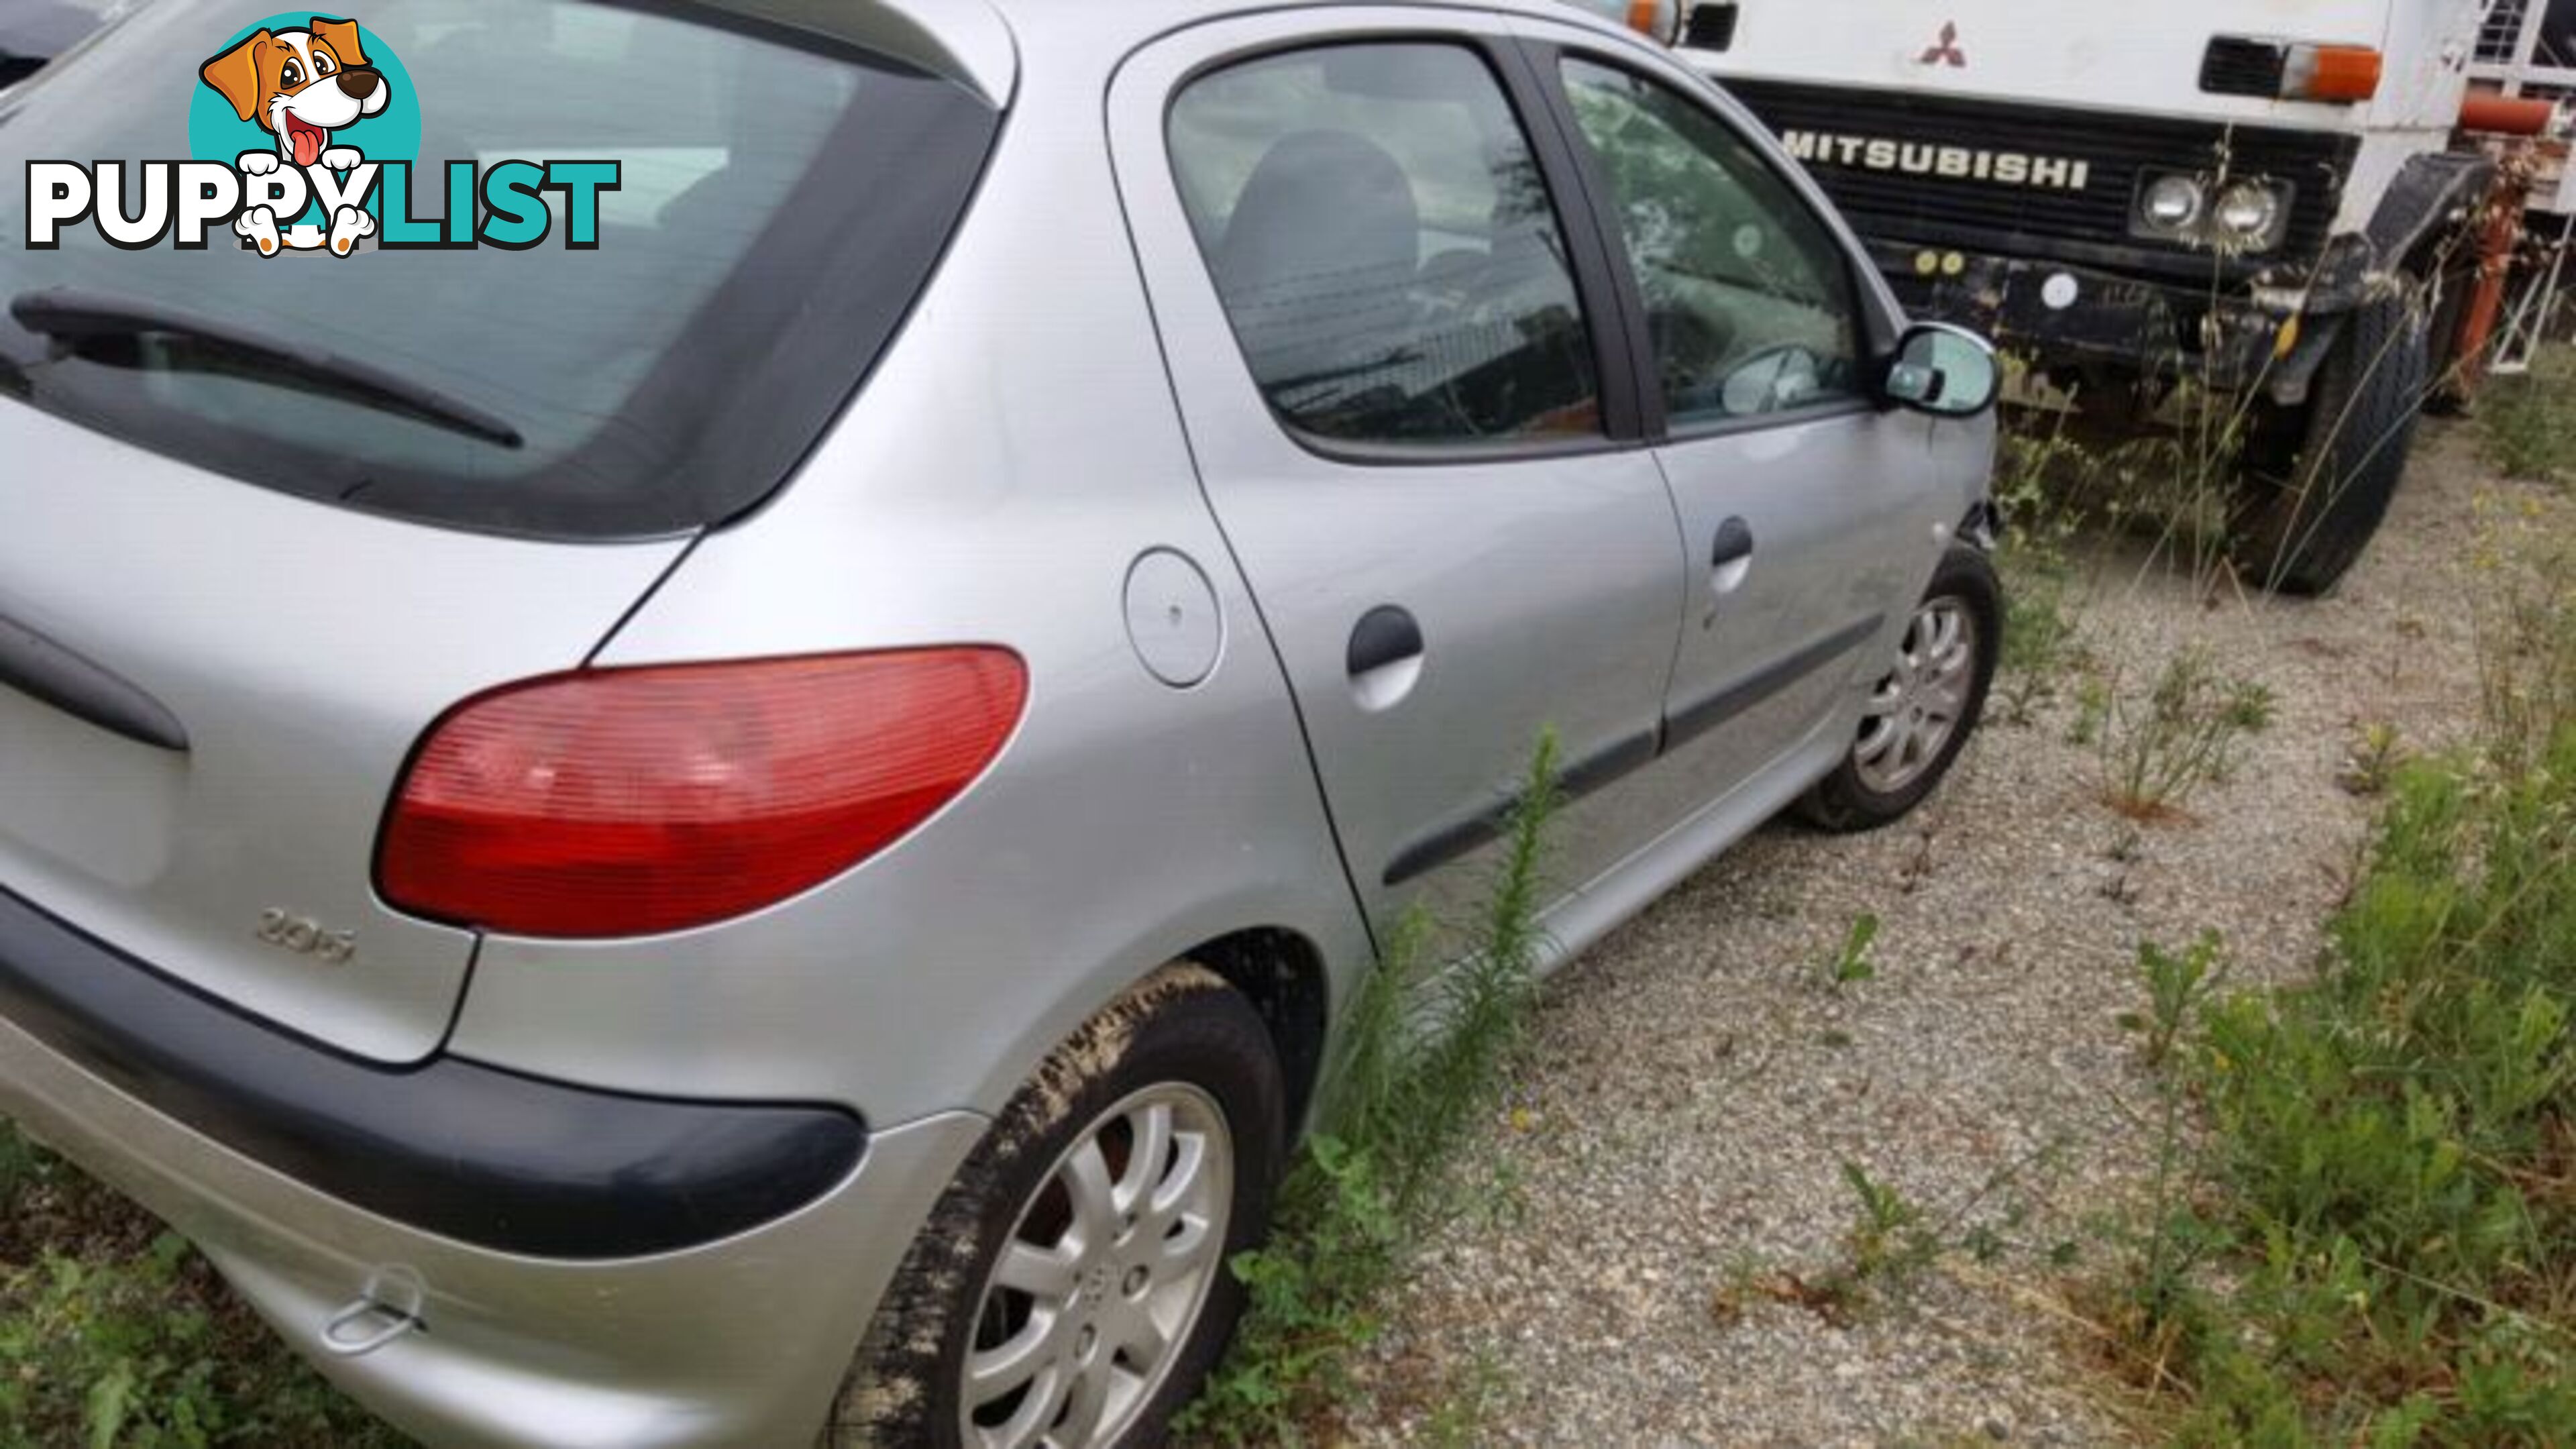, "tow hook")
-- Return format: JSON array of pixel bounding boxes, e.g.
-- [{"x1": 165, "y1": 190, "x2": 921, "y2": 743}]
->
[{"x1": 321, "y1": 1265, "x2": 427, "y2": 1357}]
